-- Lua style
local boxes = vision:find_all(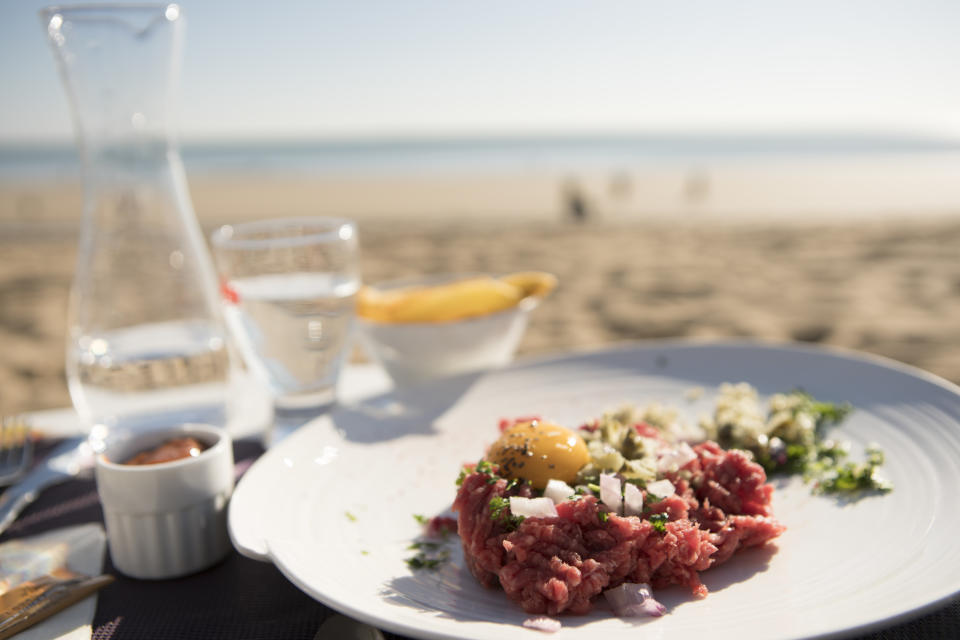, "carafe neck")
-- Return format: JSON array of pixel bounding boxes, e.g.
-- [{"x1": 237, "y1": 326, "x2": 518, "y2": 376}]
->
[{"x1": 41, "y1": 5, "x2": 185, "y2": 161}]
